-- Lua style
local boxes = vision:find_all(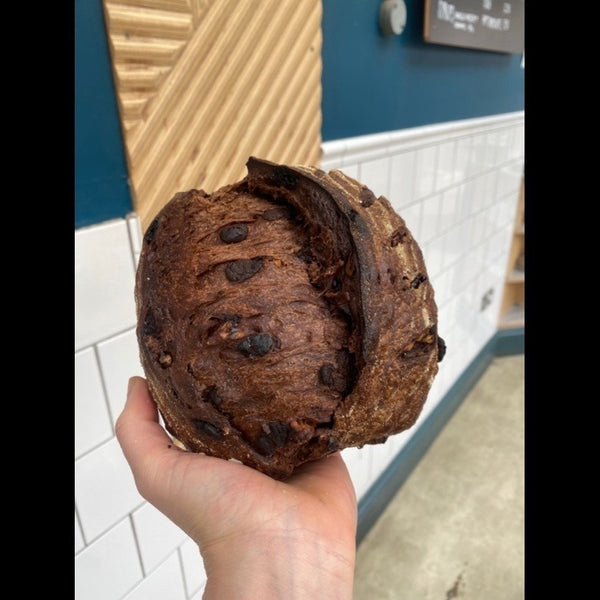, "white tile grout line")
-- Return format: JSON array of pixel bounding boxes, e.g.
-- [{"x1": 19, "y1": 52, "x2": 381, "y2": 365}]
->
[
  {"x1": 75, "y1": 504, "x2": 86, "y2": 552},
  {"x1": 125, "y1": 214, "x2": 141, "y2": 277},
  {"x1": 75, "y1": 325, "x2": 138, "y2": 356},
  {"x1": 93, "y1": 344, "x2": 118, "y2": 435},
  {"x1": 177, "y1": 545, "x2": 191, "y2": 599},
  {"x1": 129, "y1": 512, "x2": 147, "y2": 583},
  {"x1": 177, "y1": 543, "x2": 207, "y2": 600}
]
